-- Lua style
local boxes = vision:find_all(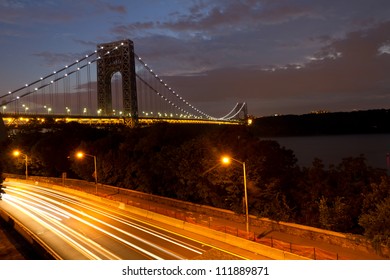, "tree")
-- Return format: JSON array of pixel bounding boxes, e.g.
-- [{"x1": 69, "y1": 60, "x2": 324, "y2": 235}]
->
[
  {"x1": 317, "y1": 196, "x2": 351, "y2": 232},
  {"x1": 359, "y1": 177, "x2": 390, "y2": 247},
  {"x1": 293, "y1": 158, "x2": 328, "y2": 227}
]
